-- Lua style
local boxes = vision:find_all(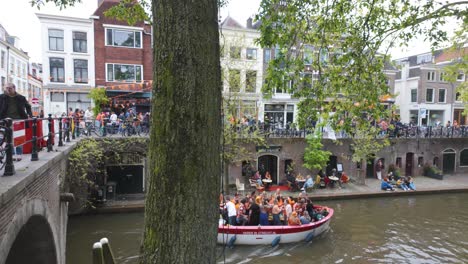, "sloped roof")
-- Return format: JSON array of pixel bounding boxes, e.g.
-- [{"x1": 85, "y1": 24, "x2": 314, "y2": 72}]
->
[{"x1": 220, "y1": 16, "x2": 244, "y2": 29}]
